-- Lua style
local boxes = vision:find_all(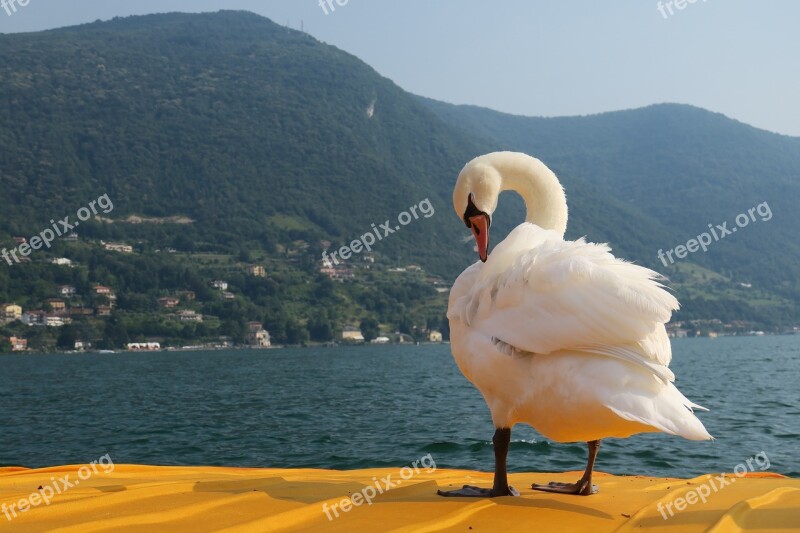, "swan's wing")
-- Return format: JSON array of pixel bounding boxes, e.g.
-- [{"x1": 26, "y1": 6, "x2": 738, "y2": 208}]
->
[{"x1": 449, "y1": 227, "x2": 679, "y2": 375}]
